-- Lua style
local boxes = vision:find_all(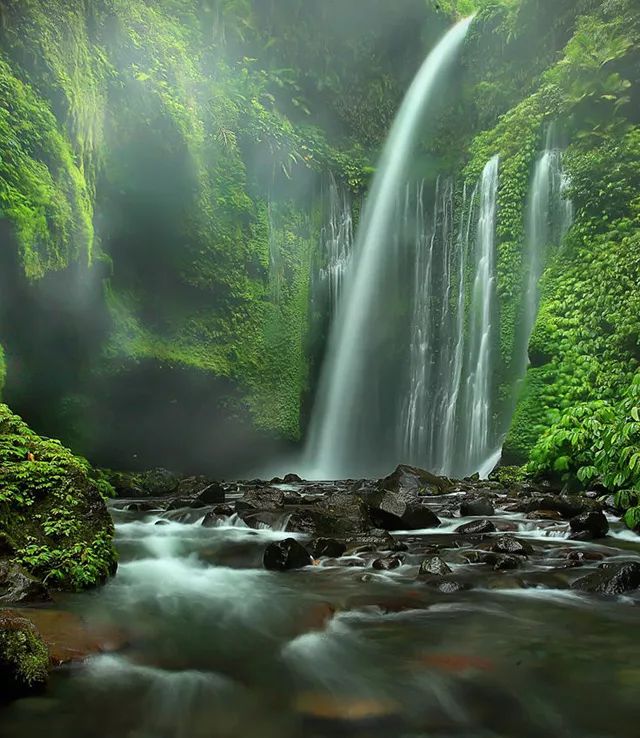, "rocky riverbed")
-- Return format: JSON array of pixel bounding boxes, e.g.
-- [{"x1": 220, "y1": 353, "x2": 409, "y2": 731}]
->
[{"x1": 1, "y1": 464, "x2": 639, "y2": 737}]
